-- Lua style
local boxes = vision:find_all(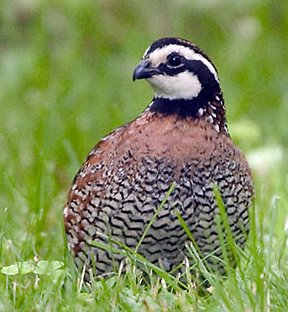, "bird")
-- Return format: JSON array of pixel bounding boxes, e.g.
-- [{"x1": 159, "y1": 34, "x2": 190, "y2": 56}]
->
[{"x1": 64, "y1": 37, "x2": 254, "y2": 281}]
